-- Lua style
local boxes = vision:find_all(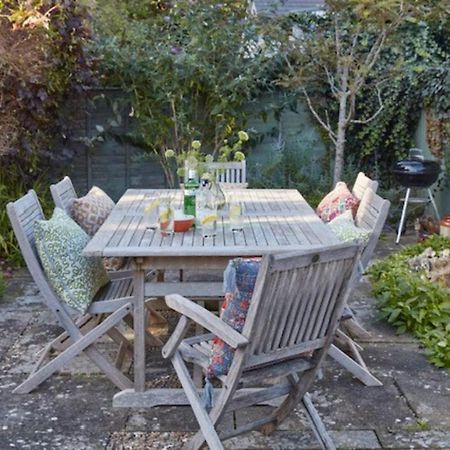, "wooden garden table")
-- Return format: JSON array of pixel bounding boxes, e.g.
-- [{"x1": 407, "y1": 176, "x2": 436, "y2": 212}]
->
[{"x1": 83, "y1": 188, "x2": 339, "y2": 400}]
